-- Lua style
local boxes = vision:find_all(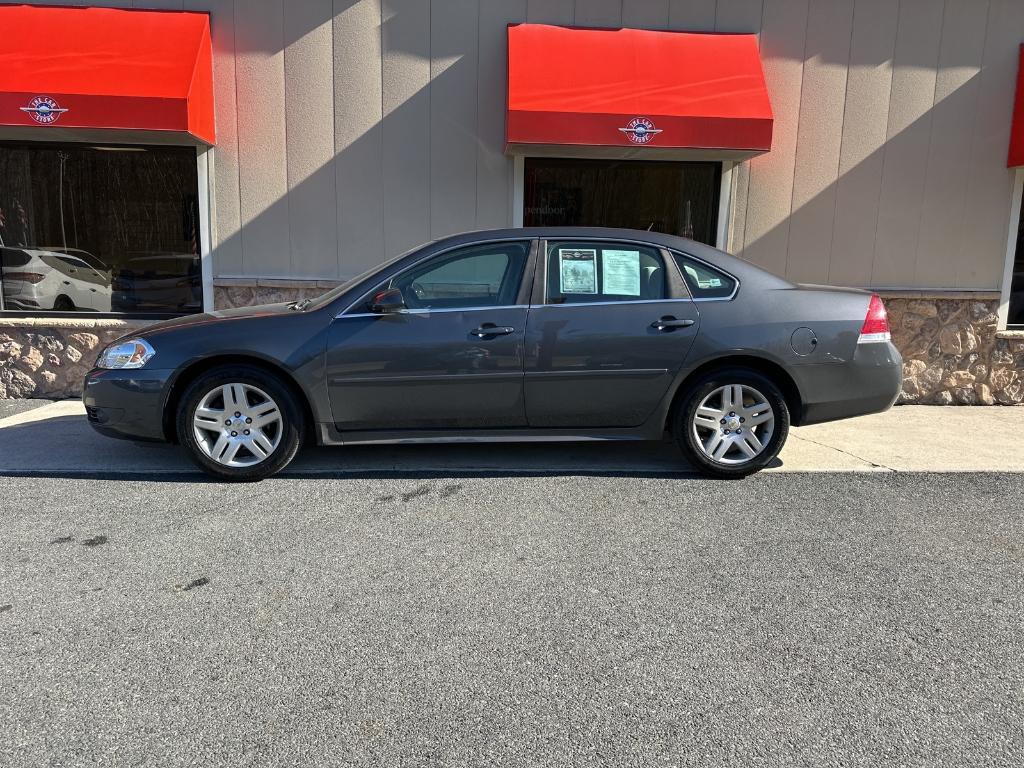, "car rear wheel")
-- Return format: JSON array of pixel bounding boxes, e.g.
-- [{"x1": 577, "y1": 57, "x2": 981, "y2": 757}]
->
[
  {"x1": 673, "y1": 367, "x2": 790, "y2": 478},
  {"x1": 176, "y1": 365, "x2": 304, "y2": 481}
]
